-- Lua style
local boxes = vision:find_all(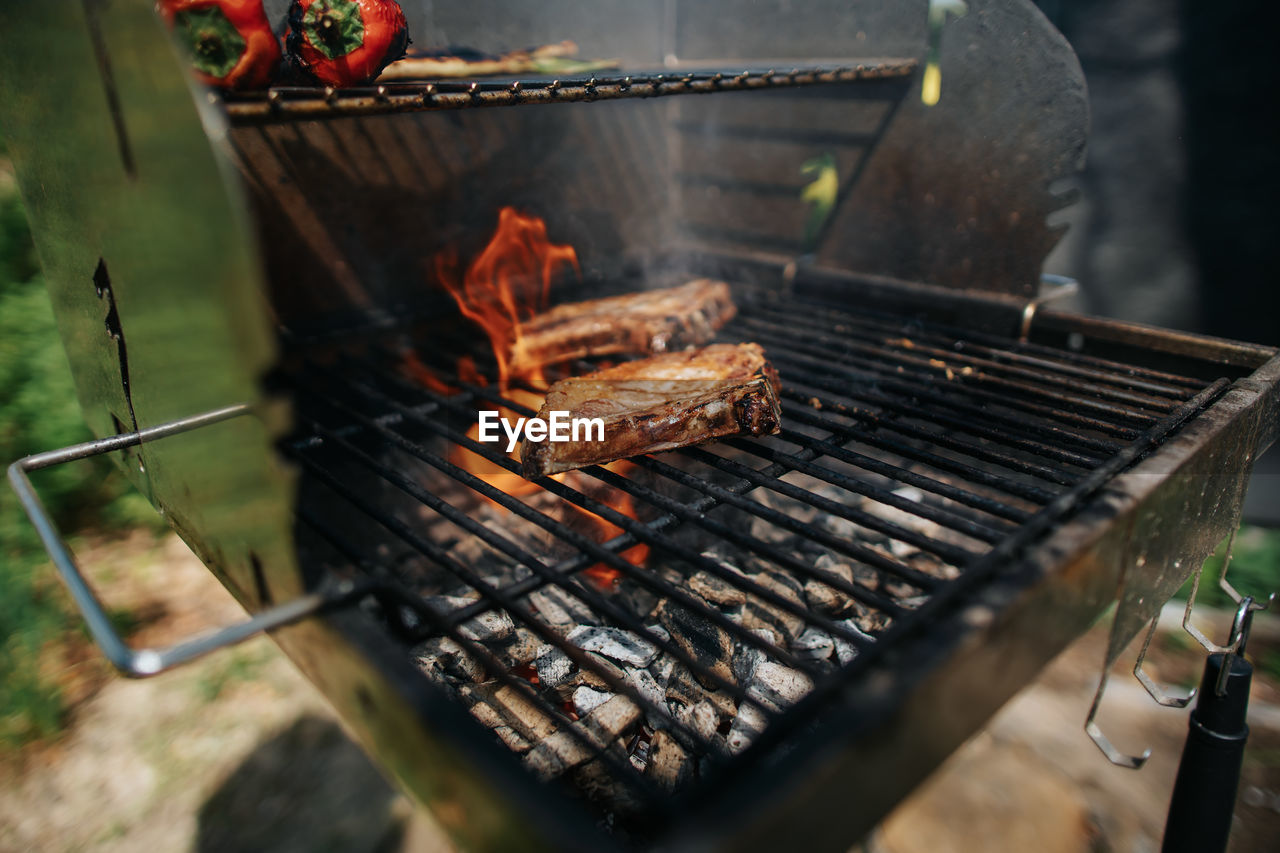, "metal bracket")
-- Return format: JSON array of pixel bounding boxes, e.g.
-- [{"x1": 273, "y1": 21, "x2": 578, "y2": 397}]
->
[
  {"x1": 1133, "y1": 613, "x2": 1196, "y2": 708},
  {"x1": 1183, "y1": 527, "x2": 1276, "y2": 654},
  {"x1": 1085, "y1": 664, "x2": 1151, "y2": 769},
  {"x1": 7, "y1": 405, "x2": 360, "y2": 677},
  {"x1": 1019, "y1": 274, "x2": 1079, "y2": 342}
]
